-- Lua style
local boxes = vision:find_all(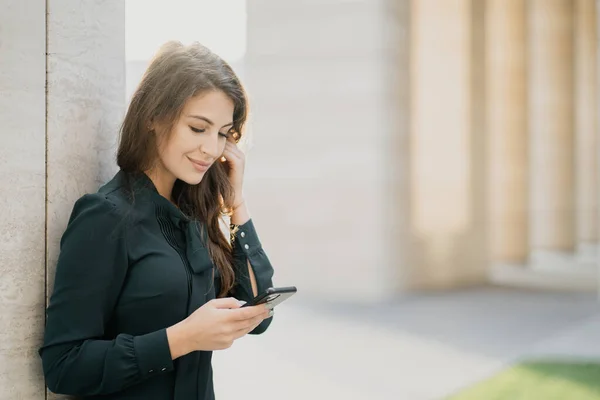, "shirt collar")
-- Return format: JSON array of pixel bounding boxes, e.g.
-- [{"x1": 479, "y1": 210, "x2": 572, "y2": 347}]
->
[{"x1": 118, "y1": 170, "x2": 191, "y2": 224}]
